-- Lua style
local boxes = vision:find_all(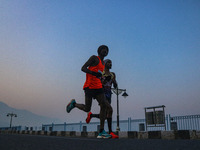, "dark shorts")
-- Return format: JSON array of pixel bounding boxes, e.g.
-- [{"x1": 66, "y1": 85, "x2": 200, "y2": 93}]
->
[
  {"x1": 84, "y1": 87, "x2": 104, "y2": 99},
  {"x1": 104, "y1": 90, "x2": 112, "y2": 104}
]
